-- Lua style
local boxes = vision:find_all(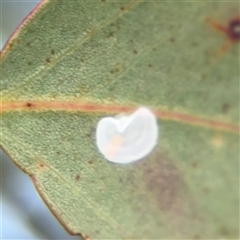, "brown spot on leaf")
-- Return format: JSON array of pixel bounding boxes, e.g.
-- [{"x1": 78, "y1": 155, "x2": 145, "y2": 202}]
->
[
  {"x1": 51, "y1": 49, "x2": 55, "y2": 54},
  {"x1": 26, "y1": 102, "x2": 33, "y2": 108},
  {"x1": 110, "y1": 63, "x2": 122, "y2": 74},
  {"x1": 221, "y1": 102, "x2": 231, "y2": 114},
  {"x1": 143, "y1": 151, "x2": 203, "y2": 233},
  {"x1": 120, "y1": 6, "x2": 125, "y2": 11},
  {"x1": 192, "y1": 161, "x2": 198, "y2": 169},
  {"x1": 106, "y1": 32, "x2": 114, "y2": 38},
  {"x1": 201, "y1": 73, "x2": 207, "y2": 80},
  {"x1": 28, "y1": 62, "x2": 32, "y2": 65},
  {"x1": 193, "y1": 234, "x2": 201, "y2": 239},
  {"x1": 111, "y1": 67, "x2": 120, "y2": 74},
  {"x1": 37, "y1": 161, "x2": 47, "y2": 172},
  {"x1": 219, "y1": 226, "x2": 231, "y2": 237},
  {"x1": 75, "y1": 174, "x2": 80, "y2": 181},
  {"x1": 202, "y1": 187, "x2": 210, "y2": 194},
  {"x1": 88, "y1": 160, "x2": 94, "y2": 165},
  {"x1": 144, "y1": 153, "x2": 183, "y2": 211},
  {"x1": 192, "y1": 42, "x2": 199, "y2": 47},
  {"x1": 85, "y1": 128, "x2": 95, "y2": 141},
  {"x1": 46, "y1": 58, "x2": 51, "y2": 63},
  {"x1": 148, "y1": 64, "x2": 153, "y2": 68},
  {"x1": 133, "y1": 50, "x2": 138, "y2": 54},
  {"x1": 169, "y1": 37, "x2": 175, "y2": 43}
]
